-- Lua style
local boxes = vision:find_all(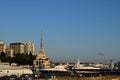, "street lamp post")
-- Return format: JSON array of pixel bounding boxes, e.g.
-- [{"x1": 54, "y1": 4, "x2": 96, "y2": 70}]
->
[
  {"x1": 98, "y1": 53, "x2": 106, "y2": 64},
  {"x1": 98, "y1": 53, "x2": 107, "y2": 75}
]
